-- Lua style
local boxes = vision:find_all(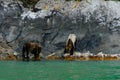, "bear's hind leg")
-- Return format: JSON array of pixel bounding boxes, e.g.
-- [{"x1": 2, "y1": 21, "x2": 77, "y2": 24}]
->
[
  {"x1": 70, "y1": 48, "x2": 74, "y2": 55},
  {"x1": 26, "y1": 49, "x2": 29, "y2": 61},
  {"x1": 22, "y1": 47, "x2": 26, "y2": 61}
]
